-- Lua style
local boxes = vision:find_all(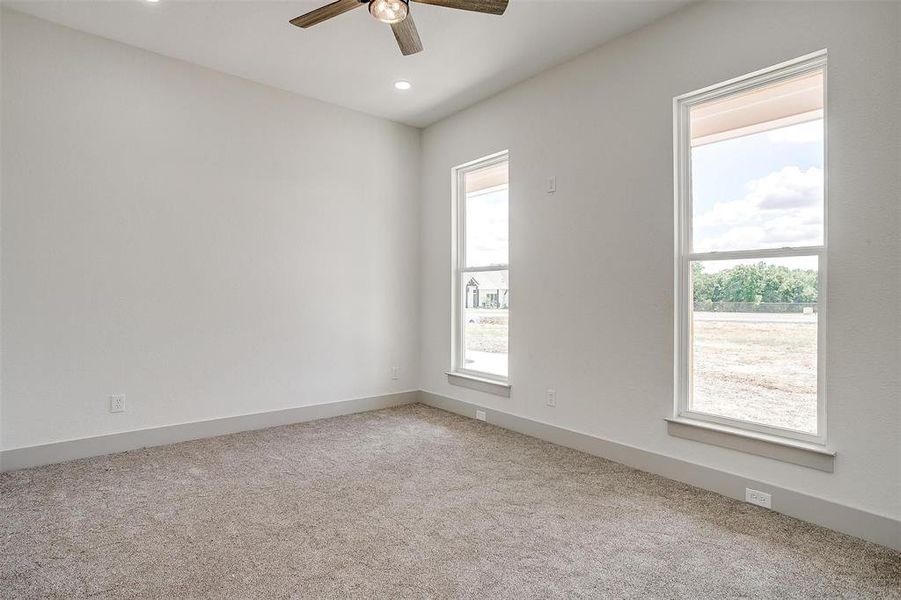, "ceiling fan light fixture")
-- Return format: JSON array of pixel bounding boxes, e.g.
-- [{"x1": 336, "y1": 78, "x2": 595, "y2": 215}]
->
[{"x1": 369, "y1": 0, "x2": 409, "y2": 24}]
